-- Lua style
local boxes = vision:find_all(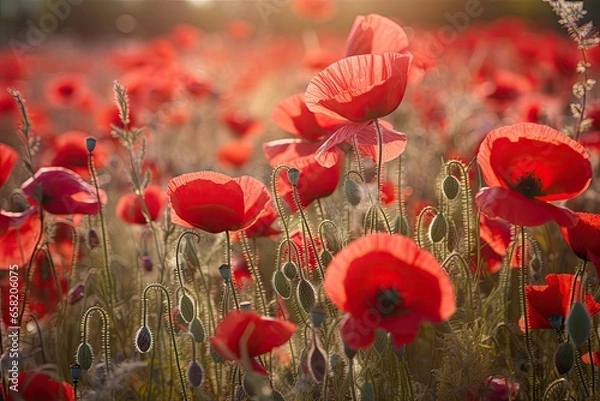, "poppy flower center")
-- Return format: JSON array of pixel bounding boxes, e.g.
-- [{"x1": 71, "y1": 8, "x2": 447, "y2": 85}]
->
[
  {"x1": 375, "y1": 287, "x2": 405, "y2": 316},
  {"x1": 514, "y1": 173, "x2": 542, "y2": 198}
]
